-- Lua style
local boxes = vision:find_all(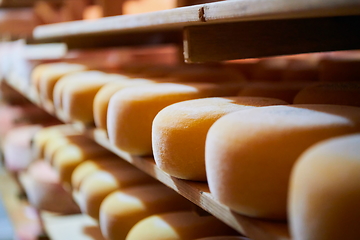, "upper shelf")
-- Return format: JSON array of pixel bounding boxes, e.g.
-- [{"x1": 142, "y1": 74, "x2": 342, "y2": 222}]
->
[{"x1": 34, "y1": 0, "x2": 360, "y2": 40}]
